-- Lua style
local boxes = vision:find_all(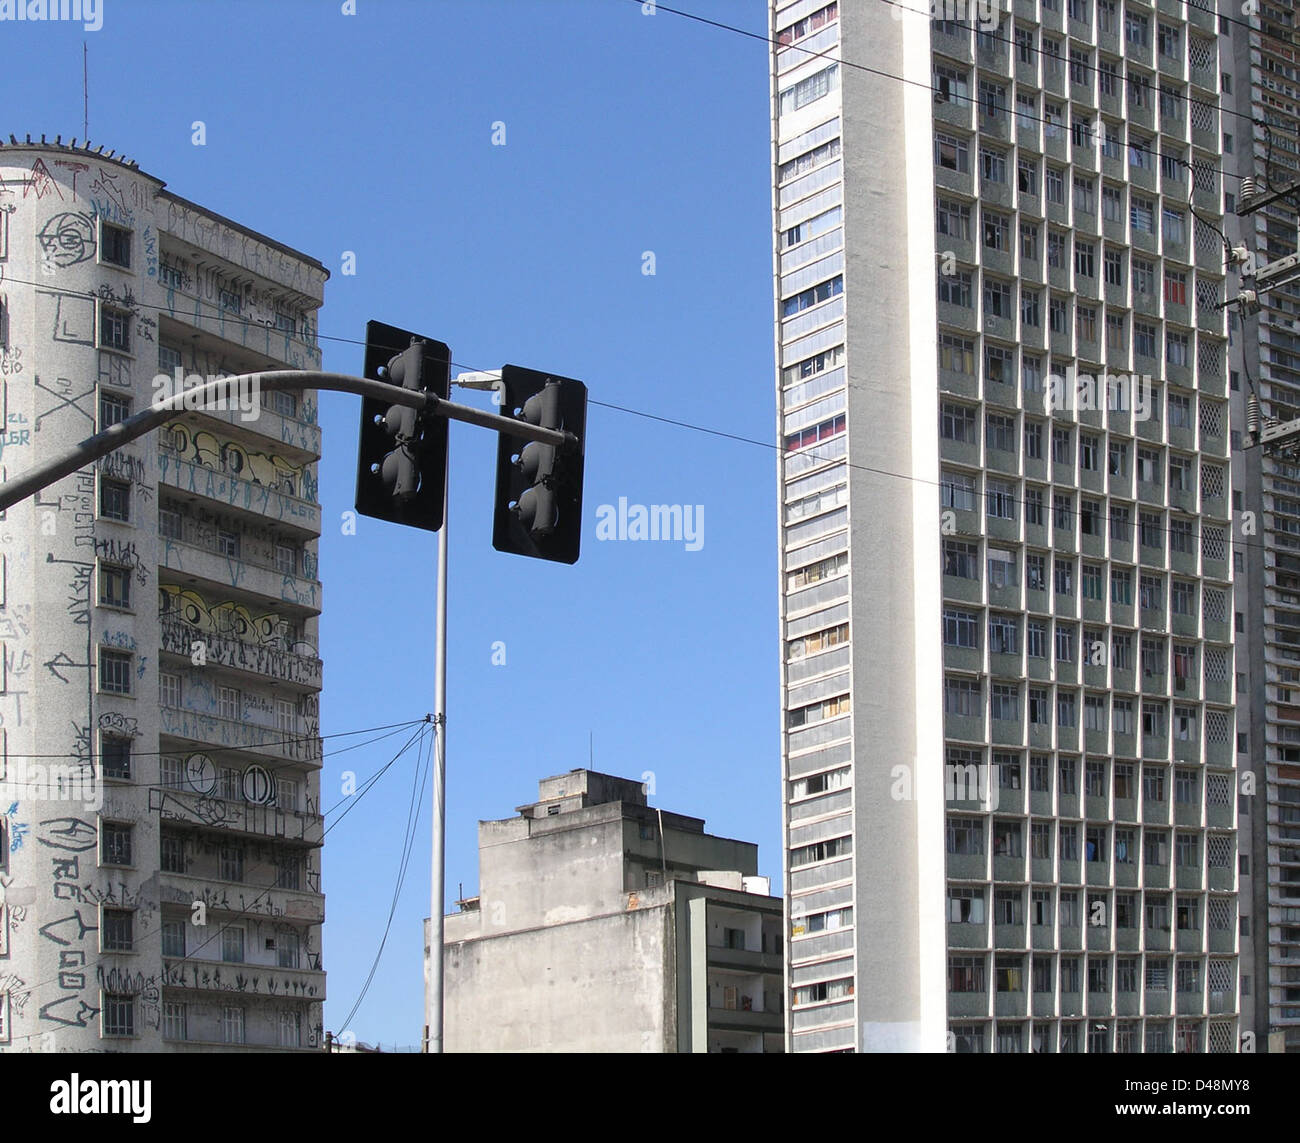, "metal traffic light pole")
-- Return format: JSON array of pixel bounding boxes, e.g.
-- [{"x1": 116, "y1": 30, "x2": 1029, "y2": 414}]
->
[{"x1": 425, "y1": 372, "x2": 501, "y2": 1055}]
